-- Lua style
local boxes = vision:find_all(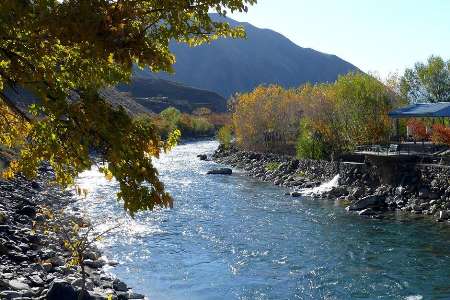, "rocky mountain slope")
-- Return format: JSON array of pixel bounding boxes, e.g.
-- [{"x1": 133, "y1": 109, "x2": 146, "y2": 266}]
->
[
  {"x1": 117, "y1": 77, "x2": 228, "y2": 113},
  {"x1": 135, "y1": 14, "x2": 360, "y2": 97}
]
